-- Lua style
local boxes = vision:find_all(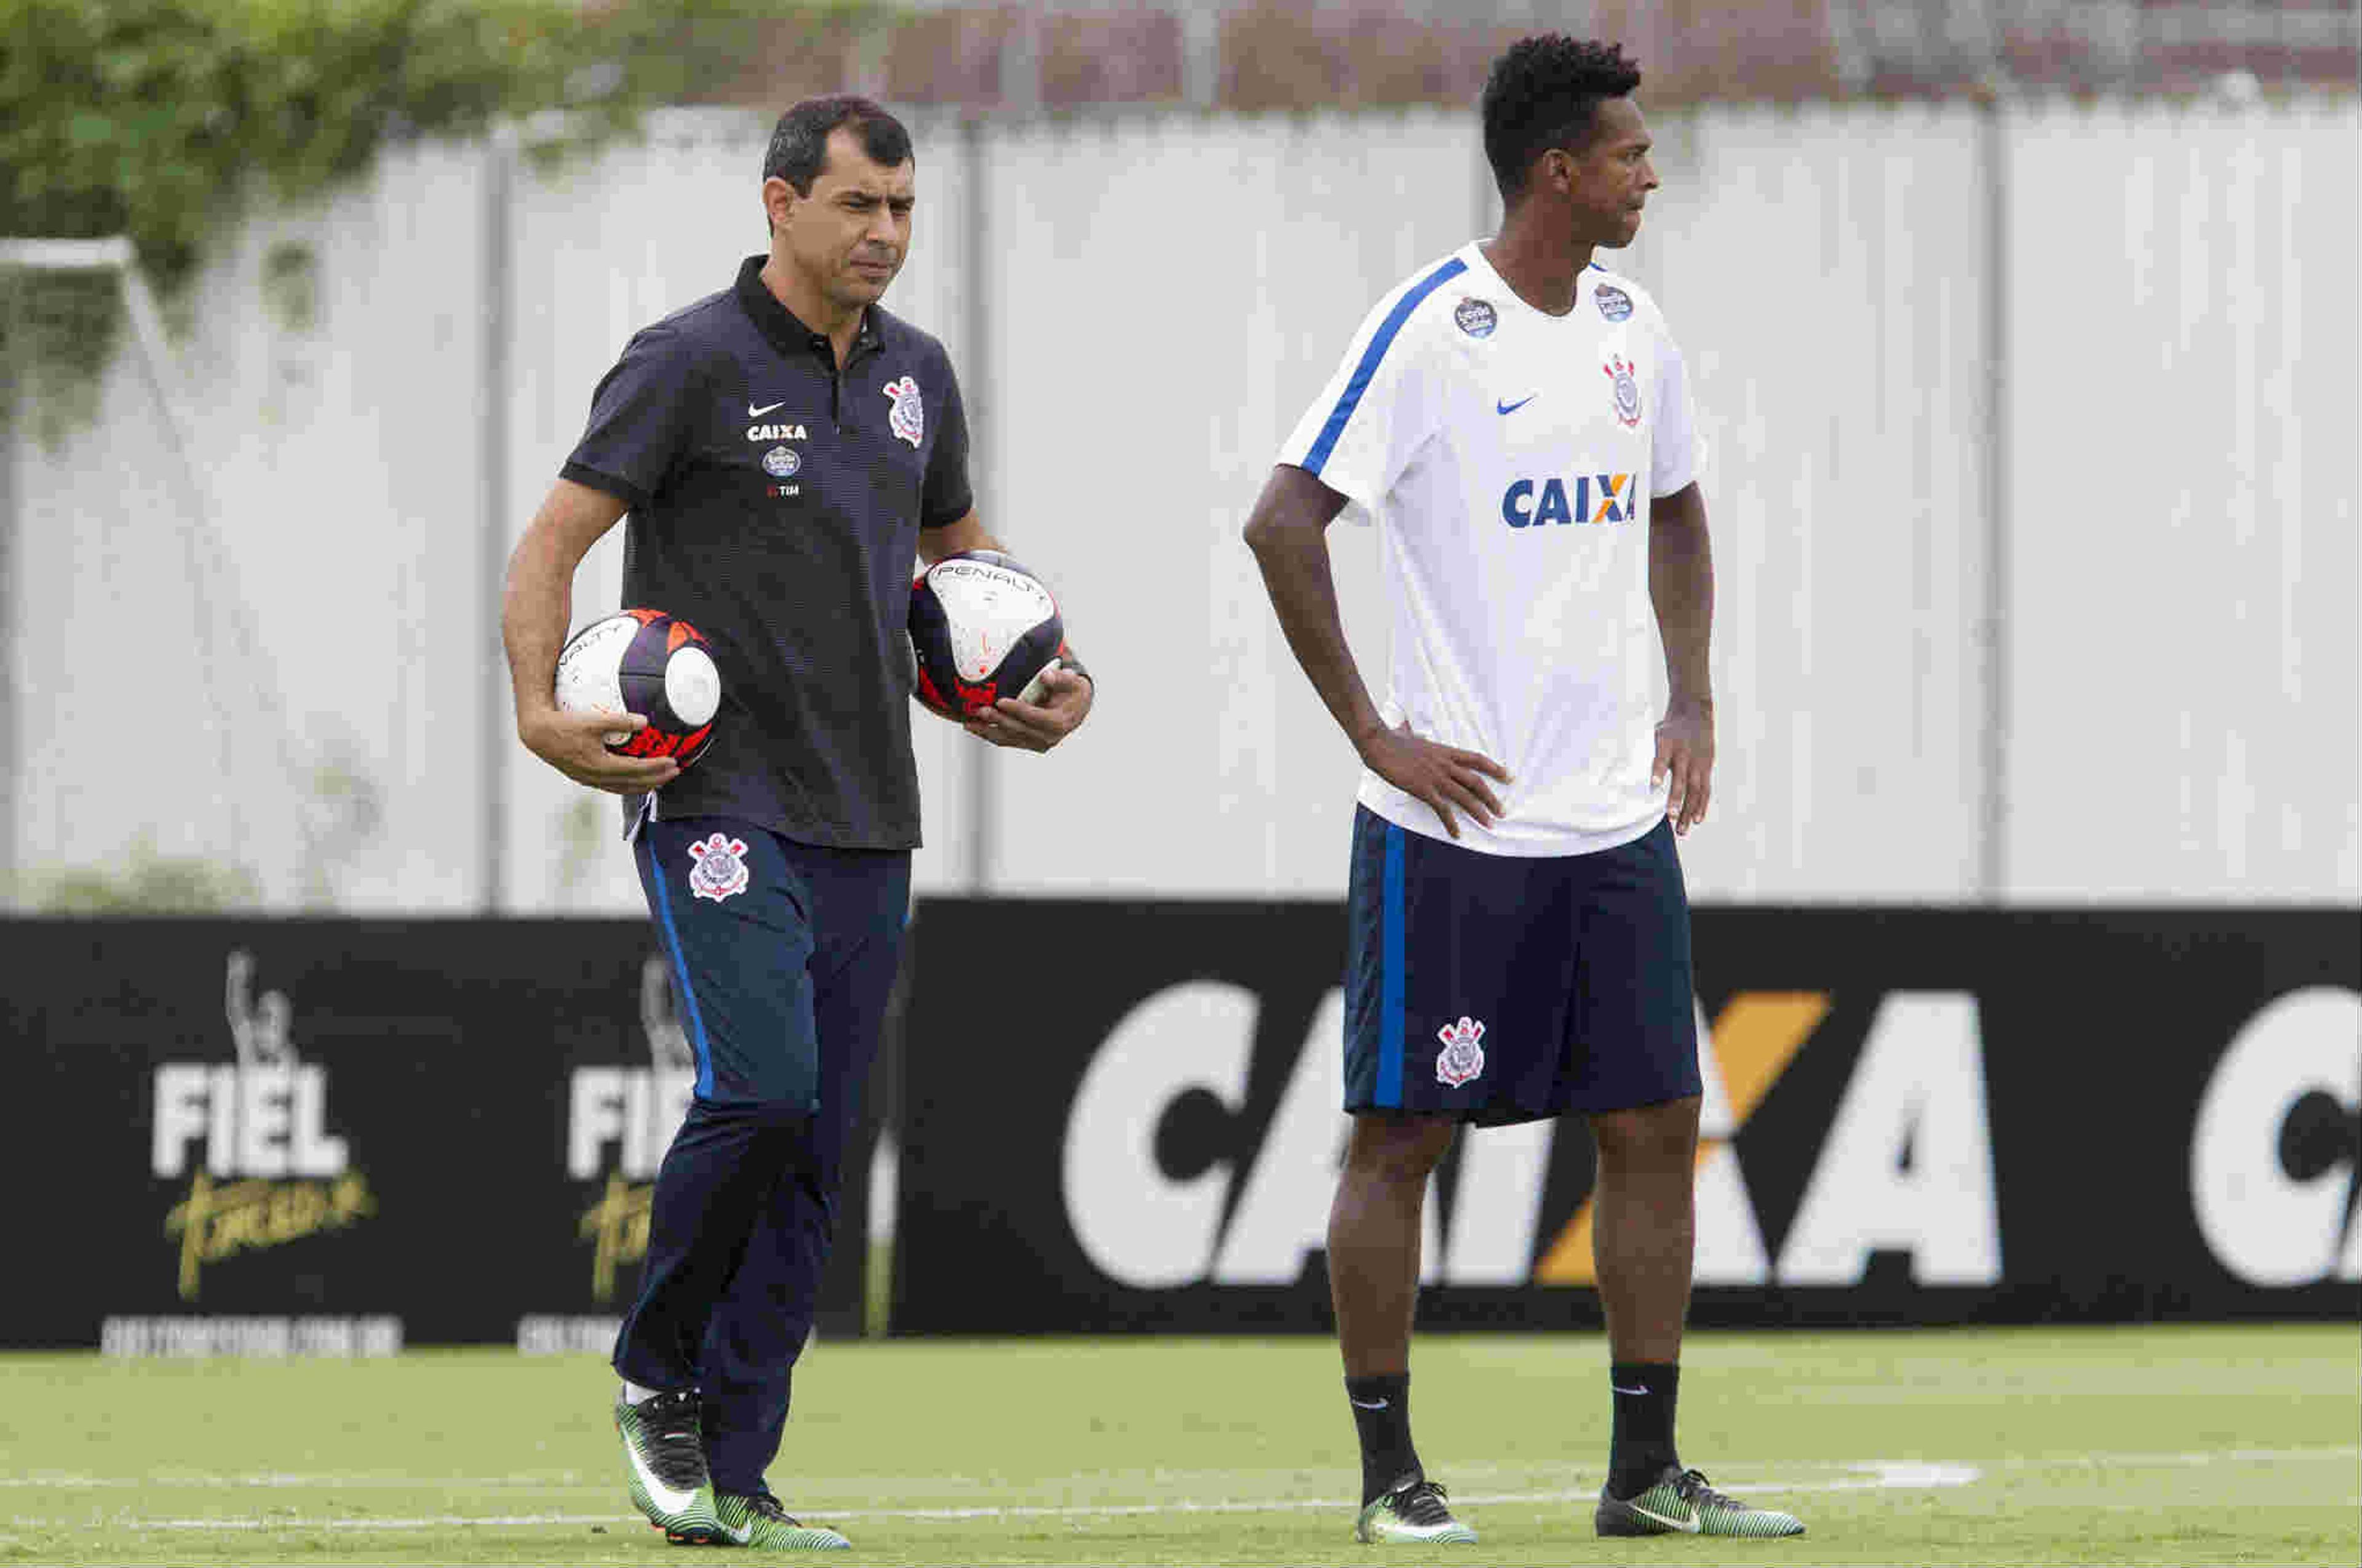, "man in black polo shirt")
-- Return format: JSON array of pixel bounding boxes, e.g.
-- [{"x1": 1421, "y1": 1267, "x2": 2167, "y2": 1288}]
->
[{"x1": 502, "y1": 95, "x2": 1092, "y2": 1550}]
